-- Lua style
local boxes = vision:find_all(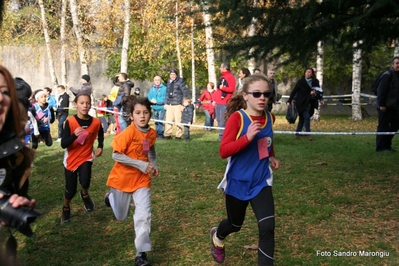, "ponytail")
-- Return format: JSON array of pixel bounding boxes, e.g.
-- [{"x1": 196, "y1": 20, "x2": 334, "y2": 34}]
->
[{"x1": 224, "y1": 93, "x2": 246, "y2": 121}]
